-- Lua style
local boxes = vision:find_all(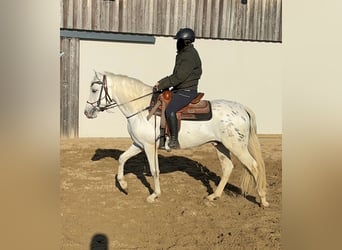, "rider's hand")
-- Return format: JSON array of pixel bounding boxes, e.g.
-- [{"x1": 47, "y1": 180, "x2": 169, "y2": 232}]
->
[{"x1": 154, "y1": 82, "x2": 159, "y2": 90}]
